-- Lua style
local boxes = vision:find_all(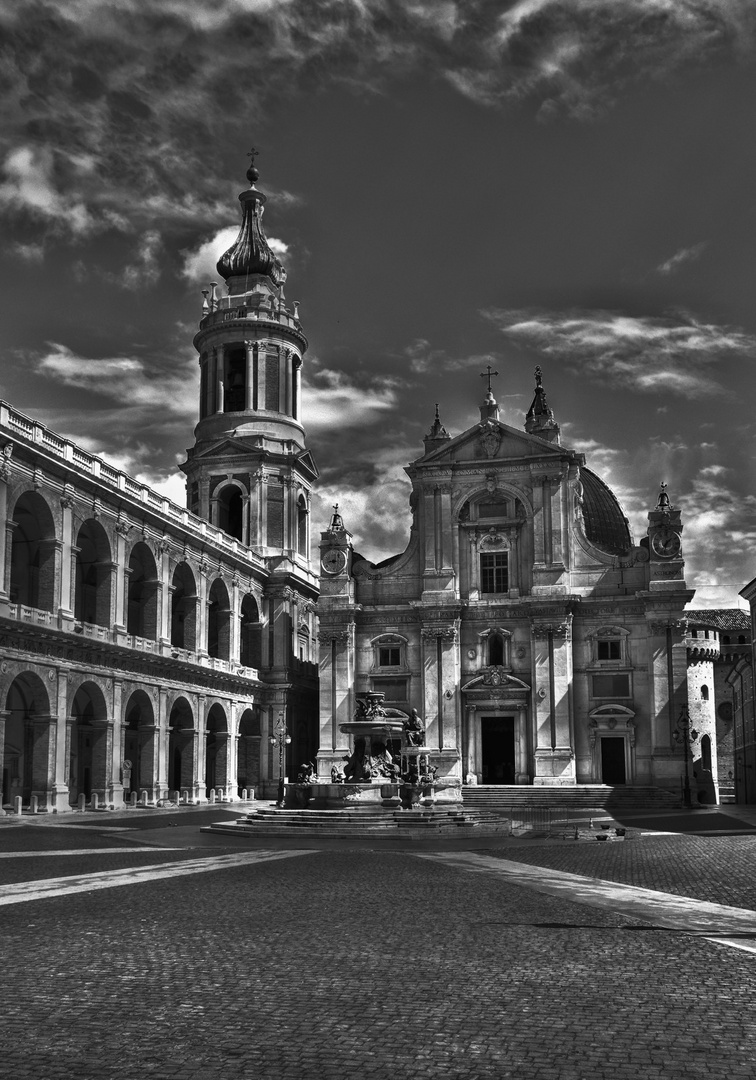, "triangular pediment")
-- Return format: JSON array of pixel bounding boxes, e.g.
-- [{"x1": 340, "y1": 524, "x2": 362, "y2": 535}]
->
[
  {"x1": 414, "y1": 420, "x2": 574, "y2": 467},
  {"x1": 295, "y1": 448, "x2": 319, "y2": 480},
  {"x1": 192, "y1": 436, "x2": 262, "y2": 460}
]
